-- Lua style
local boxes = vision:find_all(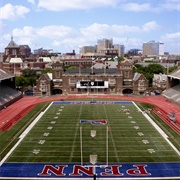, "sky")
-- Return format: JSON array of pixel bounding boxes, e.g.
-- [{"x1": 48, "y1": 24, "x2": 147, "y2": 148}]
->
[{"x1": 0, "y1": 0, "x2": 180, "y2": 54}]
